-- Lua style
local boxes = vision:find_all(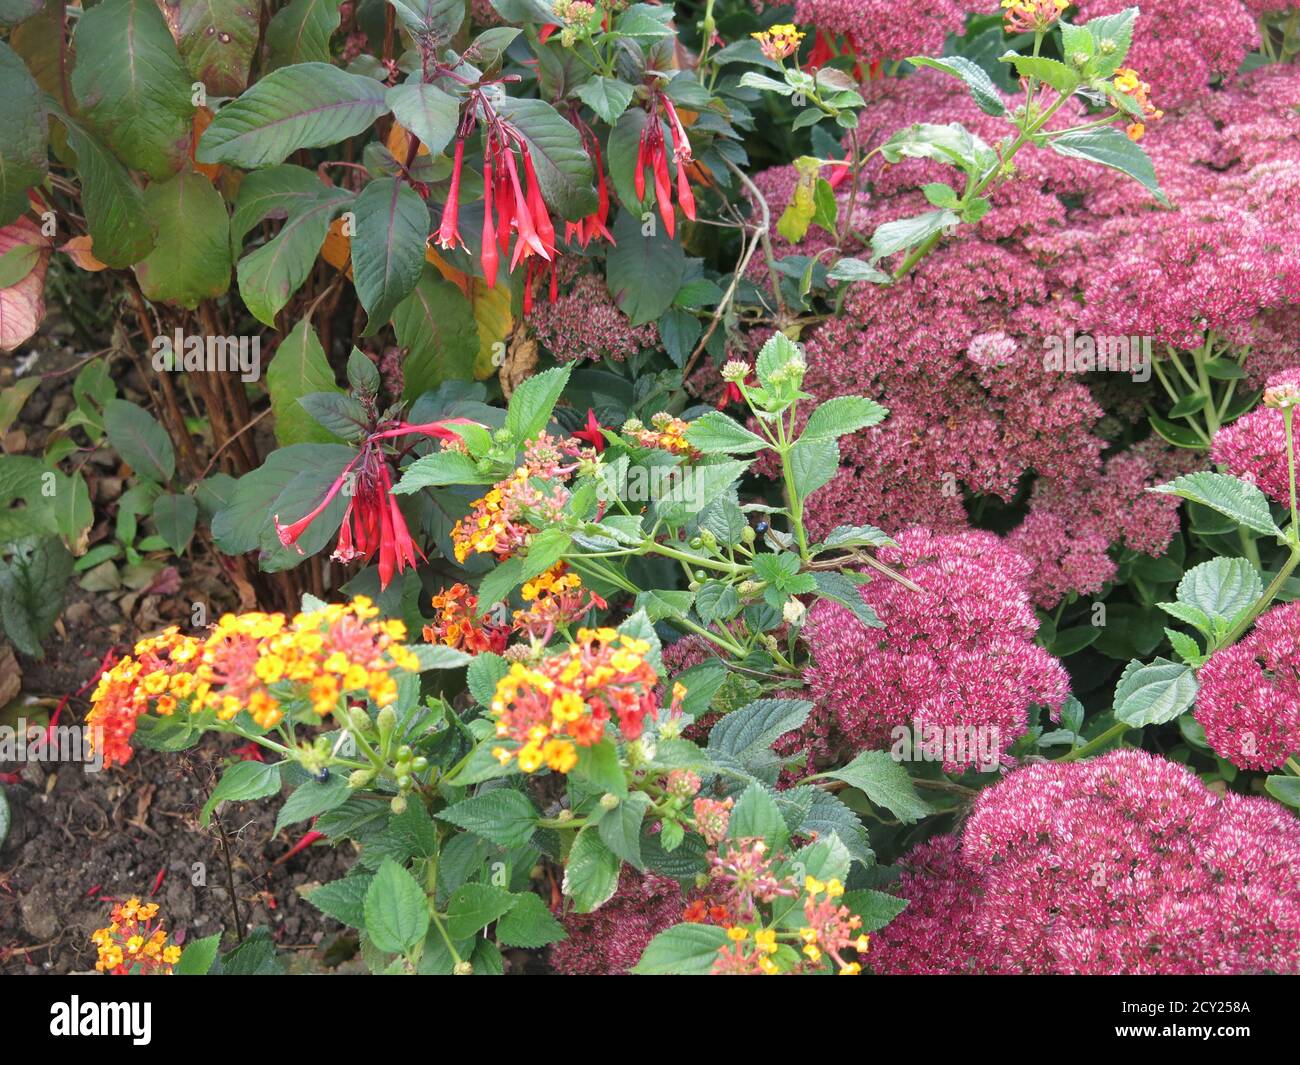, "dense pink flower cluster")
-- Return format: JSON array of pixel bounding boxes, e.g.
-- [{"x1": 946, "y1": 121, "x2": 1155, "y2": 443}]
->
[
  {"x1": 873, "y1": 751, "x2": 1300, "y2": 974},
  {"x1": 548, "y1": 869, "x2": 684, "y2": 975},
  {"x1": 793, "y1": 246, "x2": 1105, "y2": 535},
  {"x1": 1211, "y1": 368, "x2": 1300, "y2": 504},
  {"x1": 529, "y1": 274, "x2": 659, "y2": 363},
  {"x1": 1008, "y1": 440, "x2": 1201, "y2": 609},
  {"x1": 789, "y1": 0, "x2": 976, "y2": 61},
  {"x1": 803, "y1": 528, "x2": 1069, "y2": 769},
  {"x1": 1073, "y1": 0, "x2": 1261, "y2": 109},
  {"x1": 1079, "y1": 209, "x2": 1297, "y2": 352},
  {"x1": 1196, "y1": 601, "x2": 1300, "y2": 770},
  {"x1": 740, "y1": 53, "x2": 1300, "y2": 570}
]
